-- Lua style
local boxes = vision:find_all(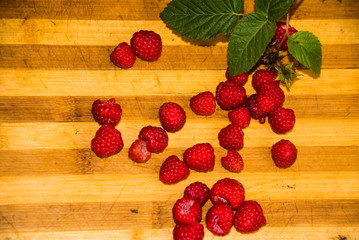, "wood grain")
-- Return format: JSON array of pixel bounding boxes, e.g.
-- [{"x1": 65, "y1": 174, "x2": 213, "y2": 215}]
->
[{"x1": 0, "y1": 0, "x2": 358, "y2": 239}]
